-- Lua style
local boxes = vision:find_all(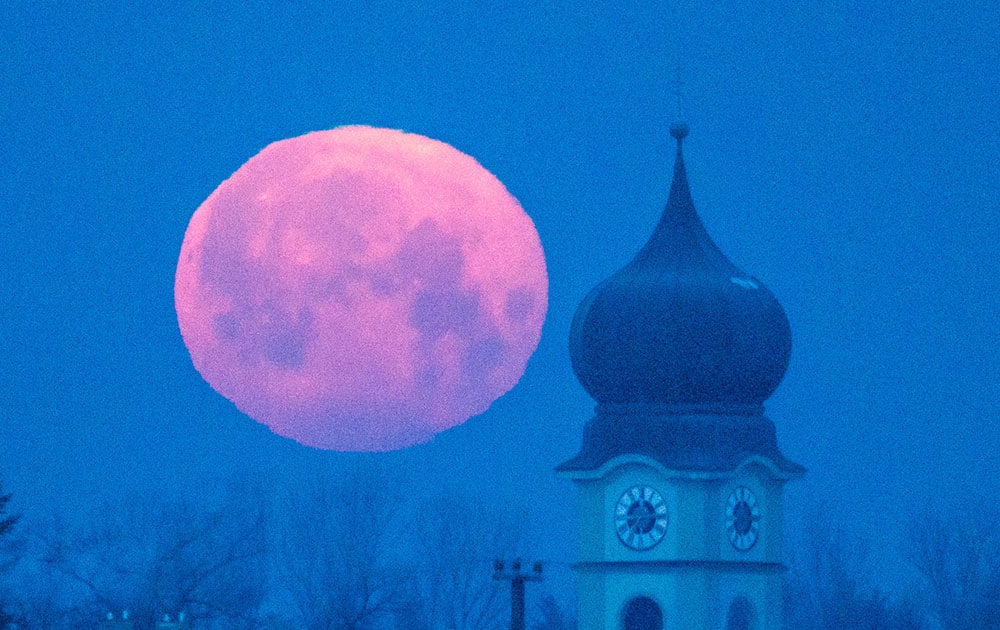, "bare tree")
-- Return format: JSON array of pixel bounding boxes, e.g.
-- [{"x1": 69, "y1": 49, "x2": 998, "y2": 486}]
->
[
  {"x1": 273, "y1": 464, "x2": 415, "y2": 630},
  {"x1": 0, "y1": 485, "x2": 17, "y2": 545},
  {"x1": 2, "y1": 554, "x2": 91, "y2": 629},
  {"x1": 408, "y1": 488, "x2": 527, "y2": 630},
  {"x1": 783, "y1": 503, "x2": 925, "y2": 630},
  {"x1": 38, "y1": 481, "x2": 267, "y2": 628},
  {"x1": 532, "y1": 593, "x2": 573, "y2": 630},
  {"x1": 908, "y1": 506, "x2": 1000, "y2": 630},
  {"x1": 0, "y1": 482, "x2": 20, "y2": 627}
]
